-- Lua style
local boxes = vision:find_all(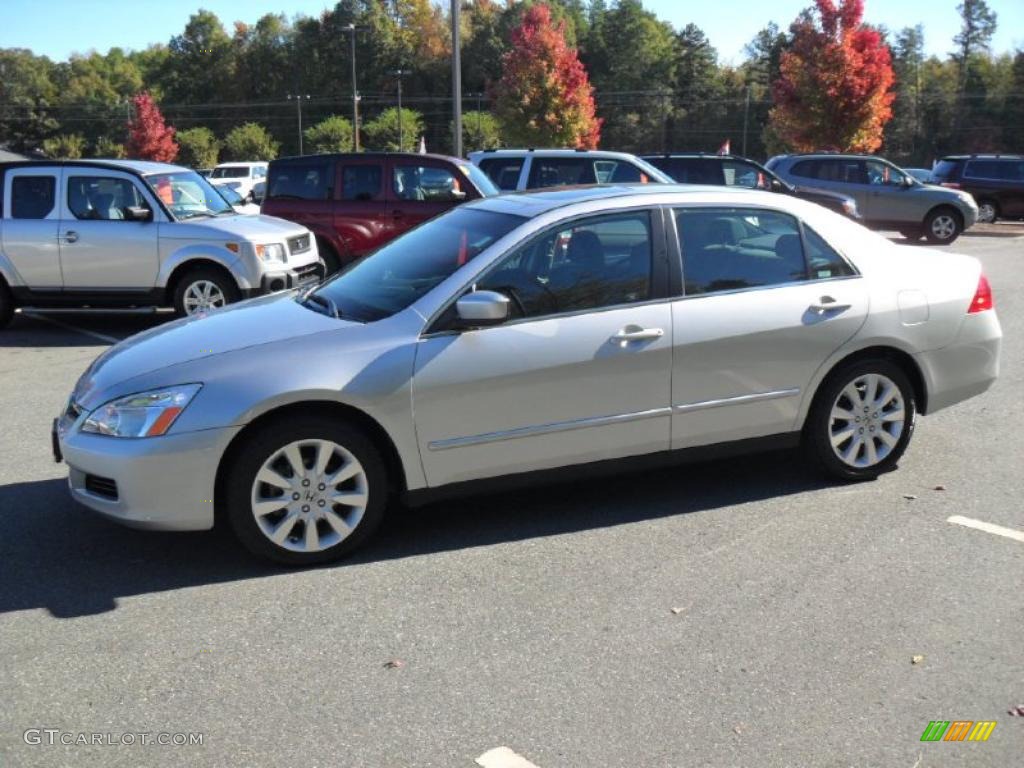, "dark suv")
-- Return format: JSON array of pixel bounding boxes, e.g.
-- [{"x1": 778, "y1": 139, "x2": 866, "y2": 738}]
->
[
  {"x1": 262, "y1": 152, "x2": 498, "y2": 273},
  {"x1": 931, "y1": 155, "x2": 1024, "y2": 223},
  {"x1": 641, "y1": 153, "x2": 860, "y2": 219}
]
